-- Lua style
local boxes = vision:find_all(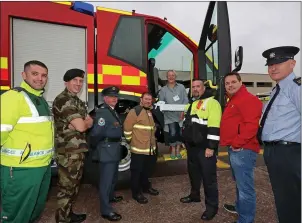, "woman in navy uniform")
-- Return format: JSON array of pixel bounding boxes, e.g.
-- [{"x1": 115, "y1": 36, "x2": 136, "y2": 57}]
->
[
  {"x1": 89, "y1": 86, "x2": 123, "y2": 222},
  {"x1": 258, "y1": 46, "x2": 301, "y2": 223}
]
